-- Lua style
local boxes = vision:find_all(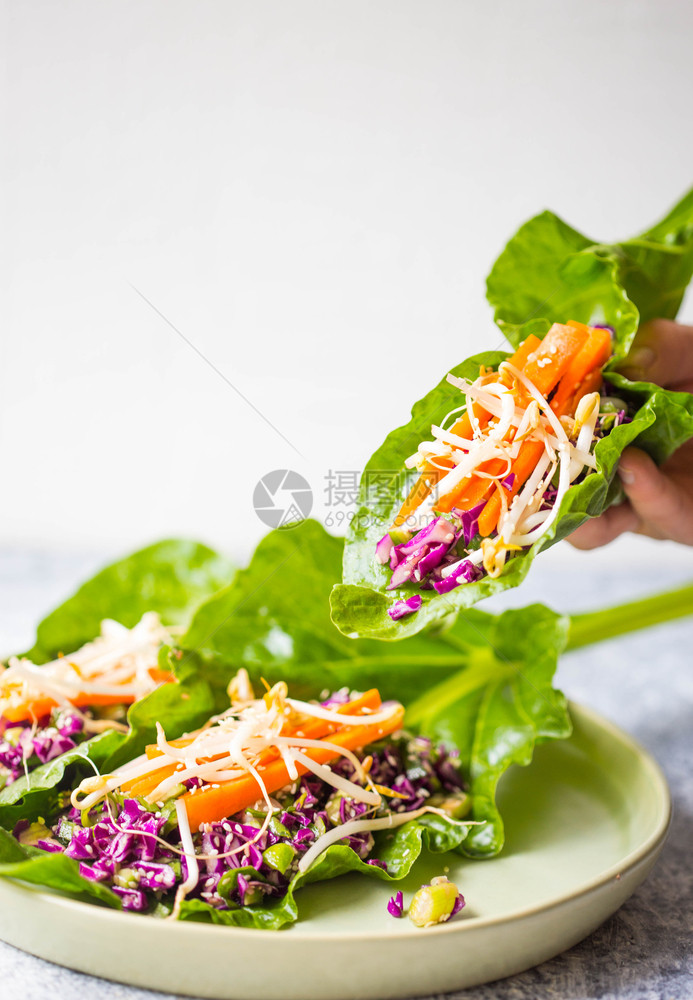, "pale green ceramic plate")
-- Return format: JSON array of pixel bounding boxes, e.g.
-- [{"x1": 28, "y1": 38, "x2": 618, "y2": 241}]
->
[{"x1": 0, "y1": 703, "x2": 670, "y2": 999}]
